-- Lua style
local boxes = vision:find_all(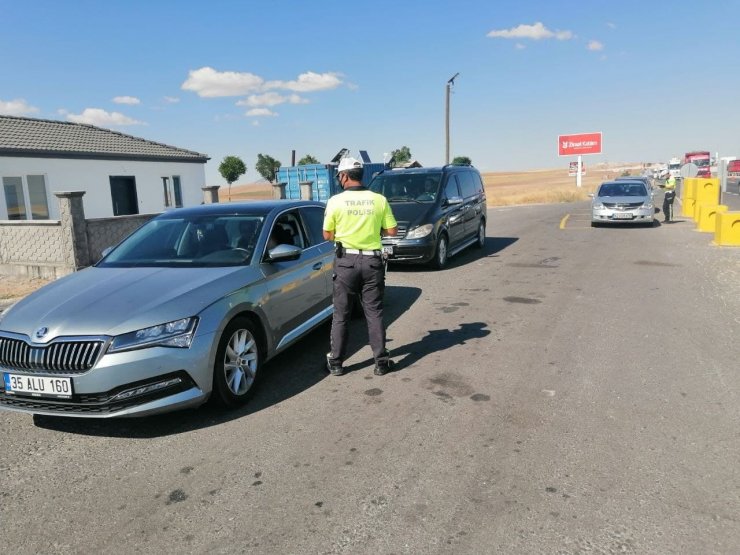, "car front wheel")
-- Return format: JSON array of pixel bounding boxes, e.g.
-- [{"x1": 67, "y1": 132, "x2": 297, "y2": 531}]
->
[
  {"x1": 432, "y1": 233, "x2": 449, "y2": 270},
  {"x1": 212, "y1": 317, "x2": 262, "y2": 407}
]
